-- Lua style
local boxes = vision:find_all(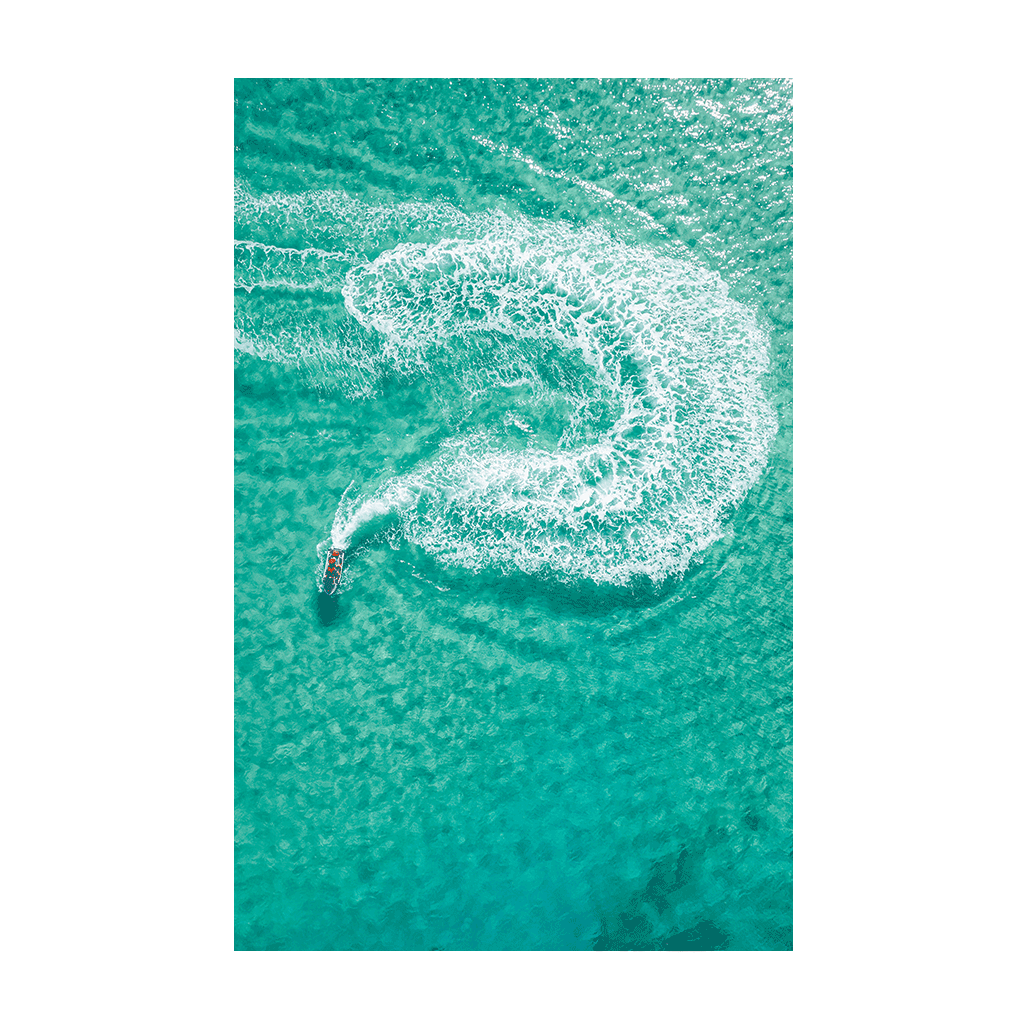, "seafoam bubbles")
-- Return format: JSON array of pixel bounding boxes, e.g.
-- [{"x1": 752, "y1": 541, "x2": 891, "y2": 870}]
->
[{"x1": 234, "y1": 183, "x2": 777, "y2": 586}]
